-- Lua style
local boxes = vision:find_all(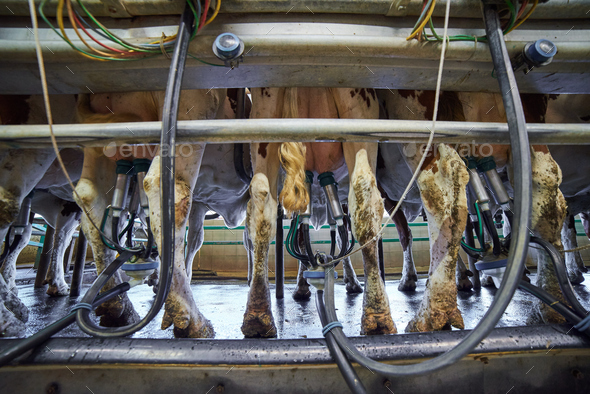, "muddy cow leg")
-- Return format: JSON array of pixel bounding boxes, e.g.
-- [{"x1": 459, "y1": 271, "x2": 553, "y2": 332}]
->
[
  {"x1": 74, "y1": 148, "x2": 140, "y2": 327},
  {"x1": 344, "y1": 144, "x2": 396, "y2": 335},
  {"x1": 0, "y1": 219, "x2": 33, "y2": 296},
  {"x1": 144, "y1": 145, "x2": 215, "y2": 338},
  {"x1": 527, "y1": 148, "x2": 568, "y2": 325},
  {"x1": 561, "y1": 211, "x2": 587, "y2": 284},
  {"x1": 241, "y1": 142, "x2": 280, "y2": 338},
  {"x1": 456, "y1": 255, "x2": 473, "y2": 292},
  {"x1": 185, "y1": 202, "x2": 208, "y2": 276},
  {"x1": 46, "y1": 202, "x2": 80, "y2": 297},
  {"x1": 0, "y1": 273, "x2": 28, "y2": 337},
  {"x1": 406, "y1": 144, "x2": 469, "y2": 332}
]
